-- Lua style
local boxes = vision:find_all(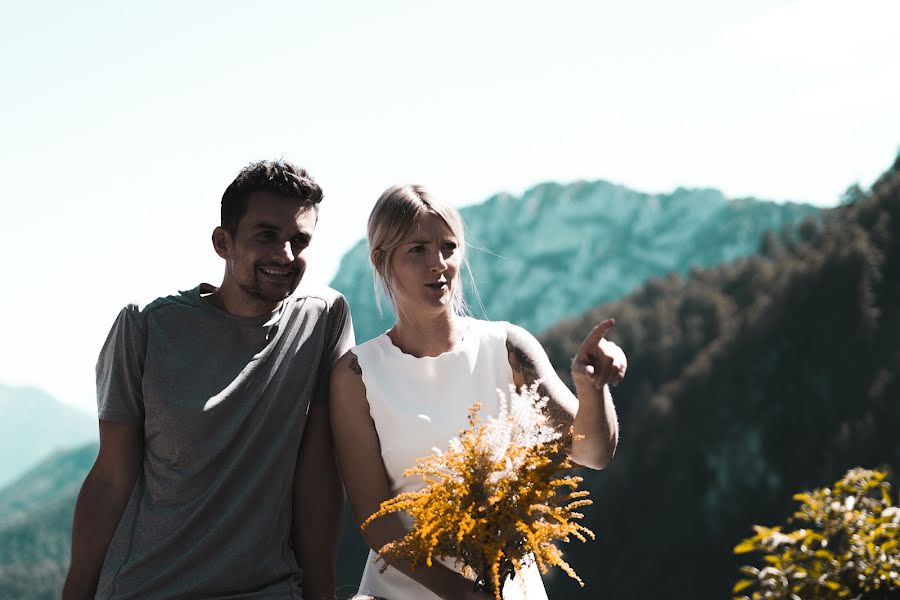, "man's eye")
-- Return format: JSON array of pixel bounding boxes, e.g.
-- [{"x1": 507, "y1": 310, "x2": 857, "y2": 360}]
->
[
  {"x1": 293, "y1": 236, "x2": 310, "y2": 248},
  {"x1": 257, "y1": 232, "x2": 276, "y2": 241}
]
